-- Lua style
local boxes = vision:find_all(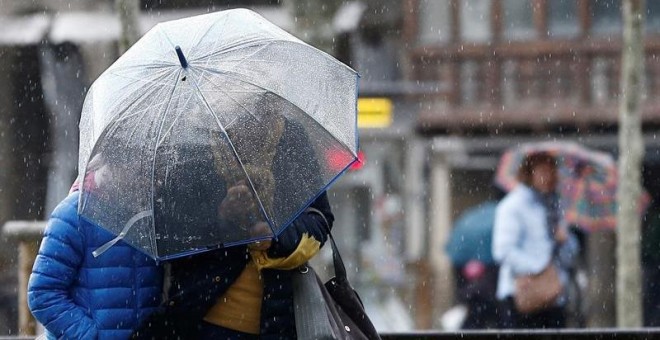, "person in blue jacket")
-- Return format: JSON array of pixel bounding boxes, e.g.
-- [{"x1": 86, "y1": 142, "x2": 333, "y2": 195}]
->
[{"x1": 27, "y1": 189, "x2": 163, "y2": 339}]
